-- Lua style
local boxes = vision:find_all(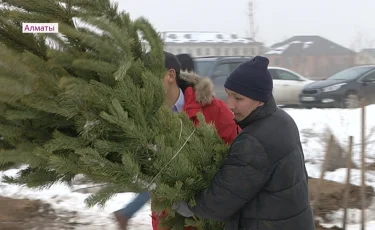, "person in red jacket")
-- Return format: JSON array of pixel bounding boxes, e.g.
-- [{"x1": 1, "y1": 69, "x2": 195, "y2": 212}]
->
[{"x1": 114, "y1": 52, "x2": 238, "y2": 230}]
